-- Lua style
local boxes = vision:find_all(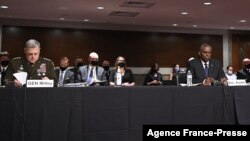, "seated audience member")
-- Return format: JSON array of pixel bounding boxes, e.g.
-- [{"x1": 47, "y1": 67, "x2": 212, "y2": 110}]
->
[
  {"x1": 102, "y1": 60, "x2": 111, "y2": 85},
  {"x1": 78, "y1": 52, "x2": 106, "y2": 85},
  {"x1": 69, "y1": 56, "x2": 84, "y2": 82},
  {"x1": 225, "y1": 65, "x2": 237, "y2": 80},
  {"x1": 4, "y1": 39, "x2": 57, "y2": 87},
  {"x1": 186, "y1": 57, "x2": 195, "y2": 68},
  {"x1": 0, "y1": 51, "x2": 10, "y2": 86},
  {"x1": 169, "y1": 64, "x2": 180, "y2": 80},
  {"x1": 187, "y1": 43, "x2": 227, "y2": 85},
  {"x1": 55, "y1": 57, "x2": 74, "y2": 87},
  {"x1": 143, "y1": 63, "x2": 163, "y2": 86},
  {"x1": 237, "y1": 58, "x2": 250, "y2": 82},
  {"x1": 109, "y1": 56, "x2": 135, "y2": 86},
  {"x1": 188, "y1": 57, "x2": 195, "y2": 62}
]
